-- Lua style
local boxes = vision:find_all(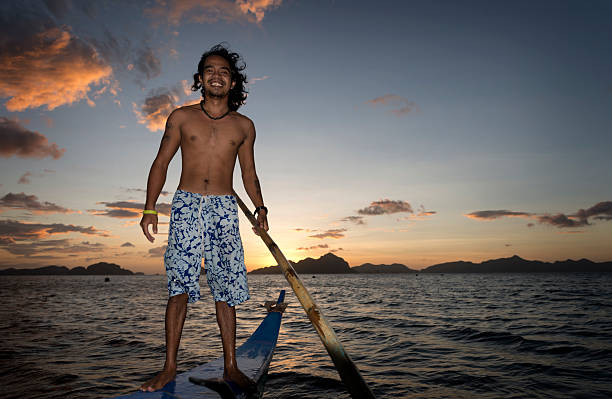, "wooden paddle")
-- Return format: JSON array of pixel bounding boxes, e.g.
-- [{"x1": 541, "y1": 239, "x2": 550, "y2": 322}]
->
[{"x1": 233, "y1": 191, "x2": 376, "y2": 399}]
